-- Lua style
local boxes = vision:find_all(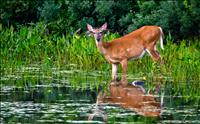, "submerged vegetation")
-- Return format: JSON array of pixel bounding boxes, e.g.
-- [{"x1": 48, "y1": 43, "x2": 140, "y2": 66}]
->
[{"x1": 1, "y1": 23, "x2": 200, "y2": 98}]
